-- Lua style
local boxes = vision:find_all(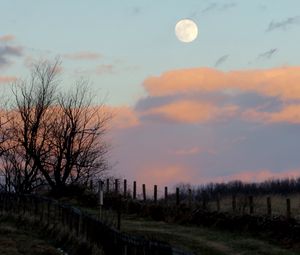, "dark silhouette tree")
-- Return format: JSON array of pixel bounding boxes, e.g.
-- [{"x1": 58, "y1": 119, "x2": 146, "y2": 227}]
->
[{"x1": 0, "y1": 60, "x2": 111, "y2": 195}]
